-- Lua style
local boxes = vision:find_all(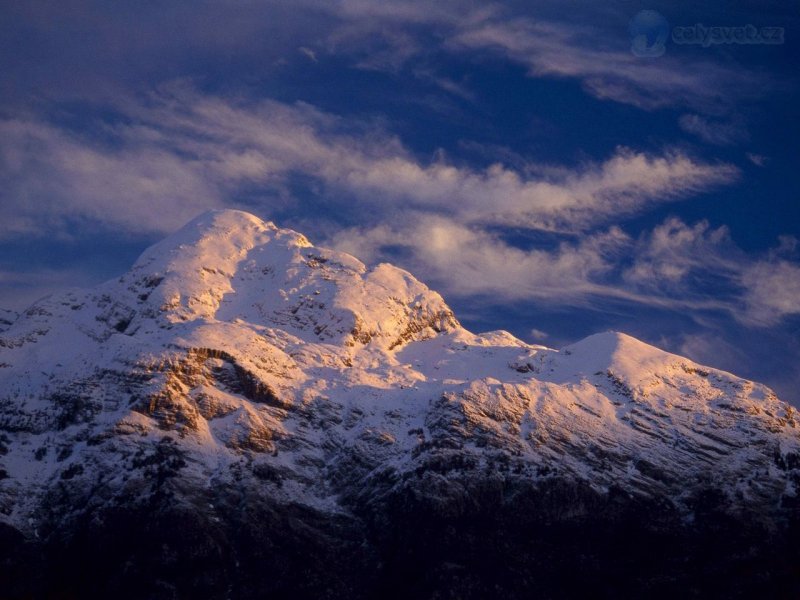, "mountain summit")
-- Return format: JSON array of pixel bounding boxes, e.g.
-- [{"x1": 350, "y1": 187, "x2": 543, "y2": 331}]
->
[
  {"x1": 1, "y1": 210, "x2": 798, "y2": 599},
  {"x1": 119, "y1": 210, "x2": 459, "y2": 346}
]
